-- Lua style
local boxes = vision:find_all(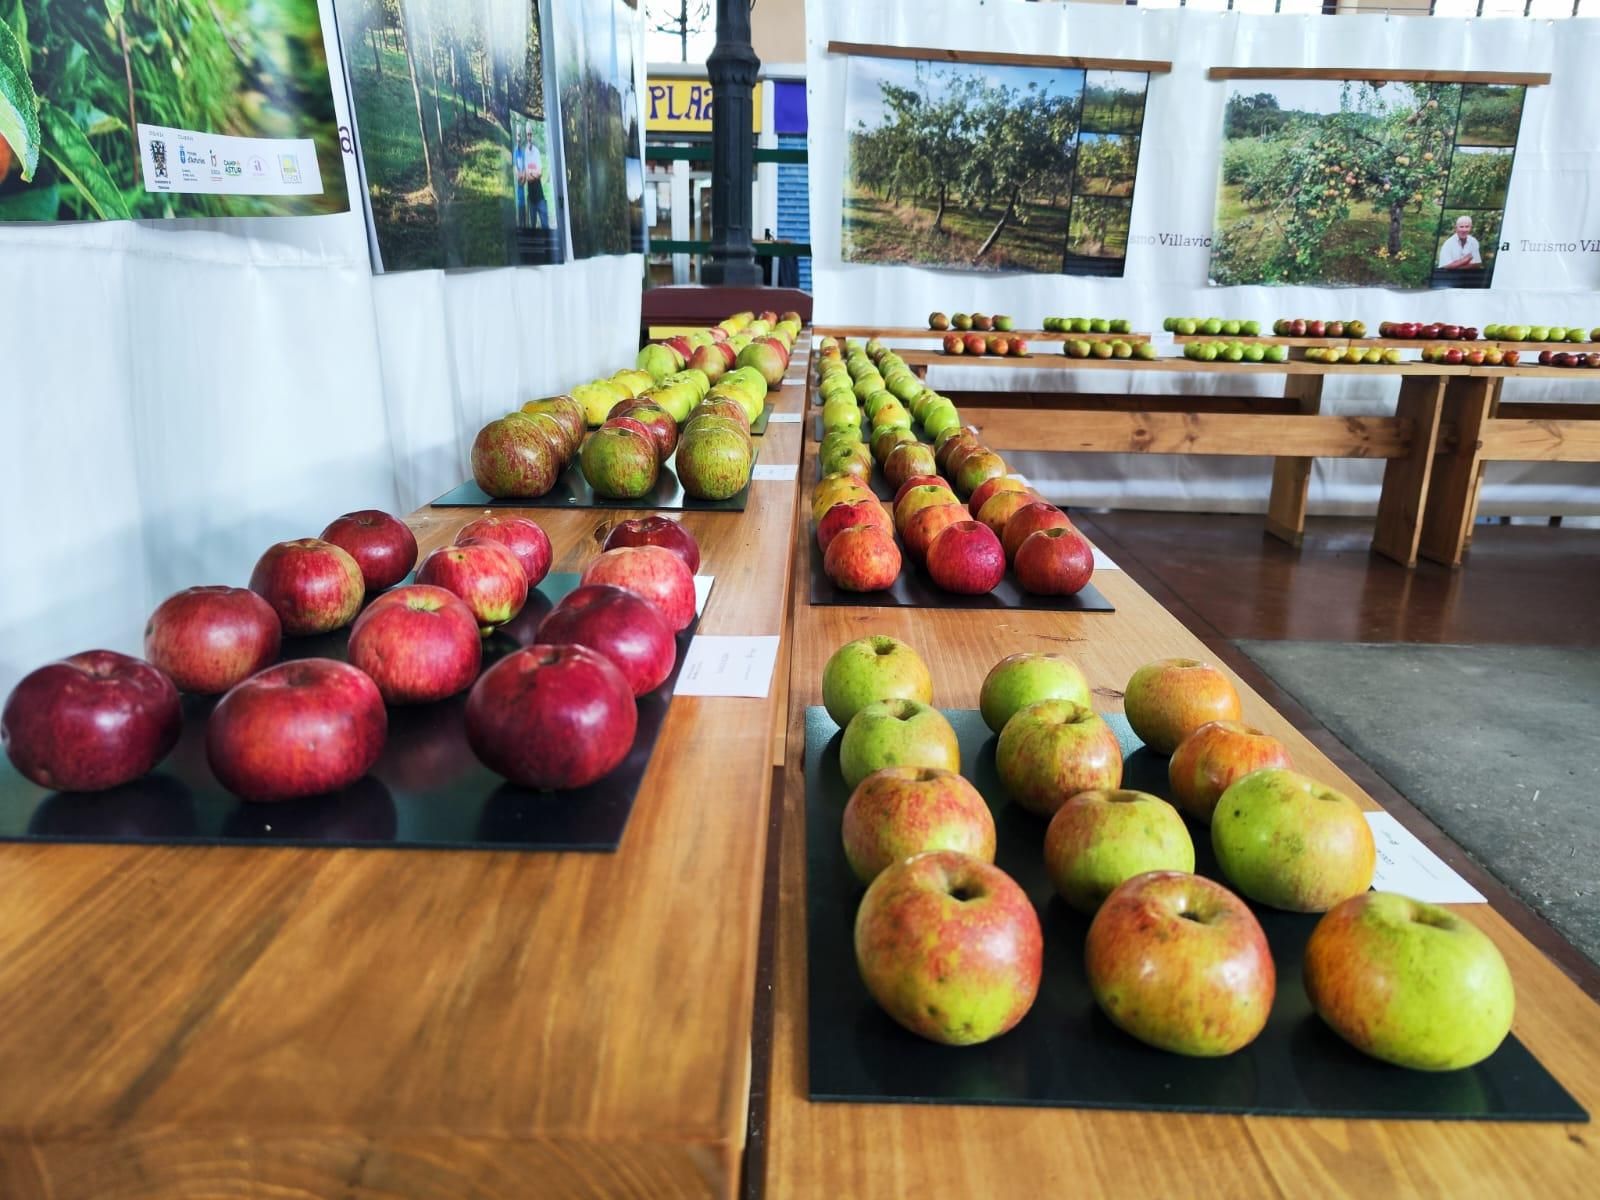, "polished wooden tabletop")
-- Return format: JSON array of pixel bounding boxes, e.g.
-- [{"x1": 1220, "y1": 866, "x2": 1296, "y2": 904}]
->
[
  {"x1": 0, "y1": 352, "x2": 809, "y2": 1200},
  {"x1": 759, "y1": 380, "x2": 1600, "y2": 1199}
]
